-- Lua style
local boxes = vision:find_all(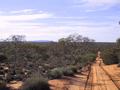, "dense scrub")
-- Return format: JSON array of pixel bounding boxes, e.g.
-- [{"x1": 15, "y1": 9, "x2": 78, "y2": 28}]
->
[
  {"x1": 21, "y1": 75, "x2": 50, "y2": 90},
  {"x1": 101, "y1": 38, "x2": 120, "y2": 65},
  {"x1": 47, "y1": 65, "x2": 78, "y2": 79},
  {"x1": 102, "y1": 49, "x2": 119, "y2": 65},
  {"x1": 0, "y1": 34, "x2": 117, "y2": 85}
]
